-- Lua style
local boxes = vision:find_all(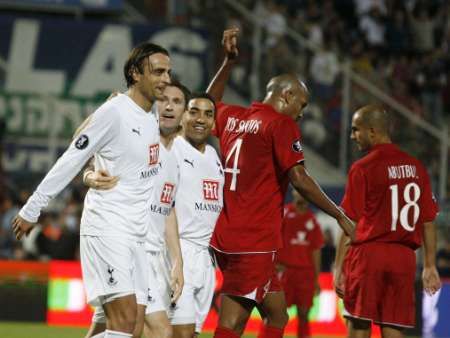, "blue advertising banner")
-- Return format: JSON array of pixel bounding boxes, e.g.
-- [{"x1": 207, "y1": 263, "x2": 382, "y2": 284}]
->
[{"x1": 0, "y1": 15, "x2": 211, "y2": 174}]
